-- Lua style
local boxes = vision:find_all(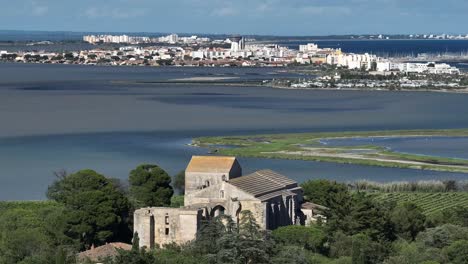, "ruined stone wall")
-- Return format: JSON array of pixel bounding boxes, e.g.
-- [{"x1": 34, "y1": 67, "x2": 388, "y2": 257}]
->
[
  {"x1": 134, "y1": 207, "x2": 202, "y2": 248},
  {"x1": 134, "y1": 209, "x2": 154, "y2": 248}
]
